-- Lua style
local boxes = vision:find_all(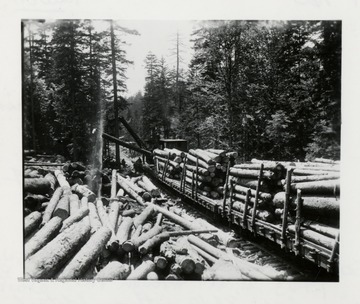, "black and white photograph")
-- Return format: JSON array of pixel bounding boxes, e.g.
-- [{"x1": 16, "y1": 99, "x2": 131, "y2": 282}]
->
[
  {"x1": 22, "y1": 18, "x2": 340, "y2": 281},
  {"x1": 1, "y1": 0, "x2": 360, "y2": 303}
]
